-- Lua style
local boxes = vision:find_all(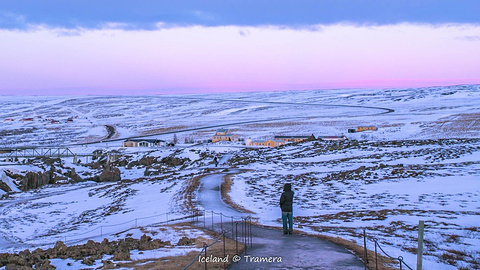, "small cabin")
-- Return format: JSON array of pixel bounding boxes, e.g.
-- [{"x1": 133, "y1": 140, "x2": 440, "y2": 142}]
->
[
  {"x1": 274, "y1": 135, "x2": 314, "y2": 143},
  {"x1": 246, "y1": 139, "x2": 286, "y2": 147},
  {"x1": 212, "y1": 129, "x2": 239, "y2": 142},
  {"x1": 317, "y1": 136, "x2": 347, "y2": 141},
  {"x1": 349, "y1": 126, "x2": 378, "y2": 133},
  {"x1": 123, "y1": 139, "x2": 166, "y2": 147}
]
